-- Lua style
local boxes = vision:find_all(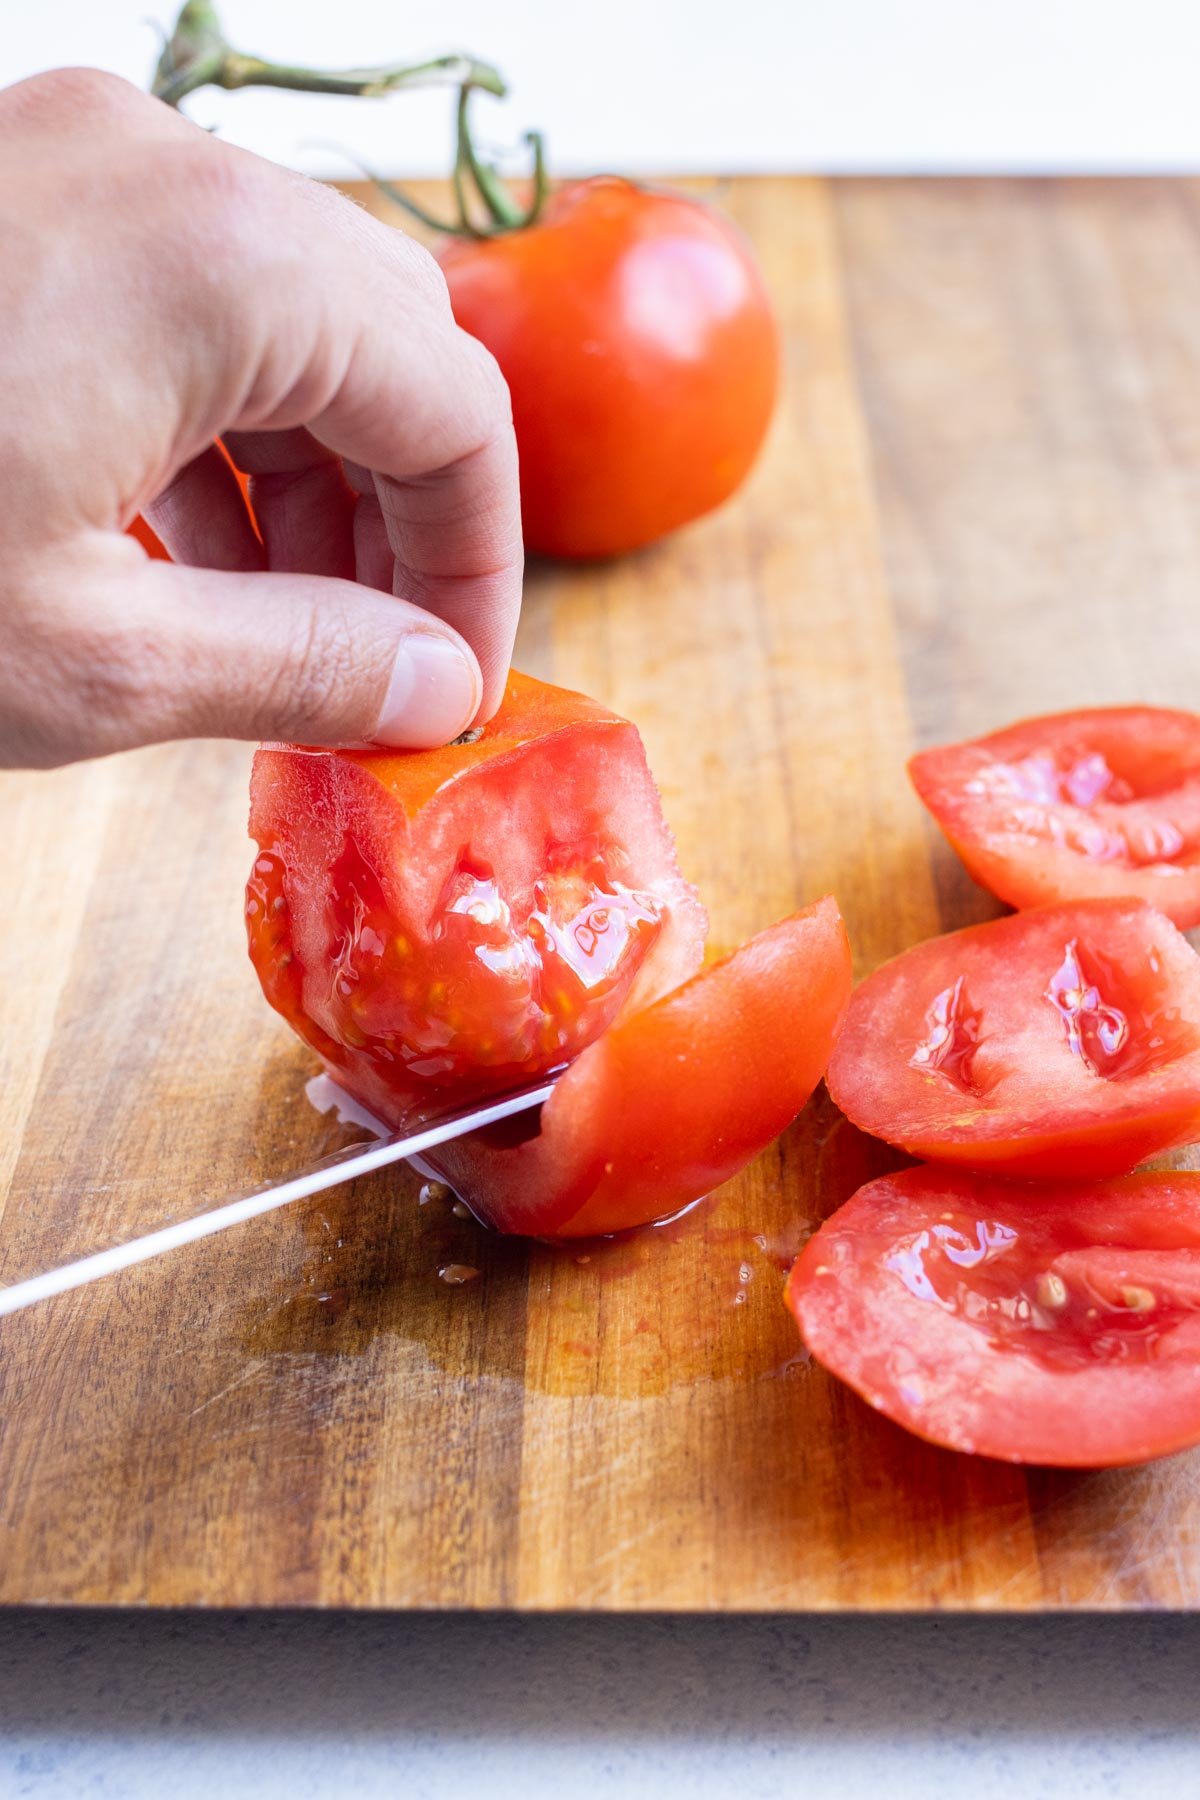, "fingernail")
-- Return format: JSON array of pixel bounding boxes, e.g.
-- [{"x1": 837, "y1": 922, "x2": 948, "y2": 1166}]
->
[{"x1": 375, "y1": 633, "x2": 480, "y2": 748}]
